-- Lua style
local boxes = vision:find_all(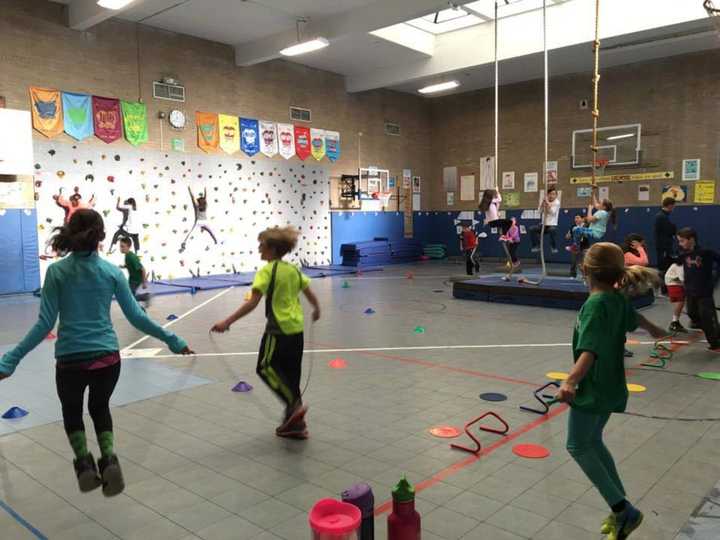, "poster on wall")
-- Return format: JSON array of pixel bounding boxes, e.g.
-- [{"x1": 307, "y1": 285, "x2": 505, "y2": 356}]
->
[
  {"x1": 446, "y1": 192, "x2": 455, "y2": 206},
  {"x1": 523, "y1": 172, "x2": 538, "y2": 192},
  {"x1": 412, "y1": 176, "x2": 421, "y2": 193},
  {"x1": 545, "y1": 160, "x2": 558, "y2": 185},
  {"x1": 599, "y1": 186, "x2": 610, "y2": 201},
  {"x1": 443, "y1": 167, "x2": 458, "y2": 192},
  {"x1": 277, "y1": 123, "x2": 295, "y2": 160},
  {"x1": 480, "y1": 156, "x2": 495, "y2": 190},
  {"x1": 388, "y1": 177, "x2": 396, "y2": 189},
  {"x1": 502, "y1": 171, "x2": 515, "y2": 190},
  {"x1": 412, "y1": 193, "x2": 421, "y2": 211},
  {"x1": 0, "y1": 180, "x2": 34, "y2": 209},
  {"x1": 638, "y1": 184, "x2": 650, "y2": 202},
  {"x1": 682, "y1": 159, "x2": 700, "y2": 181},
  {"x1": 403, "y1": 169, "x2": 412, "y2": 189},
  {"x1": 577, "y1": 186, "x2": 592, "y2": 198},
  {"x1": 218, "y1": 114, "x2": 240, "y2": 155},
  {"x1": 460, "y1": 175, "x2": 475, "y2": 200},
  {"x1": 504, "y1": 192, "x2": 520, "y2": 207},
  {"x1": 694, "y1": 181, "x2": 715, "y2": 204},
  {"x1": 662, "y1": 184, "x2": 688, "y2": 202}
]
